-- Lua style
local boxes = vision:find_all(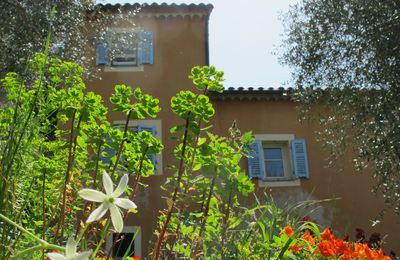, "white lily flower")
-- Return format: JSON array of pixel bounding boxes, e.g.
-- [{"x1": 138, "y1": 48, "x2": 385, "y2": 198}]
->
[
  {"x1": 78, "y1": 171, "x2": 137, "y2": 233},
  {"x1": 47, "y1": 237, "x2": 91, "y2": 260}
]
